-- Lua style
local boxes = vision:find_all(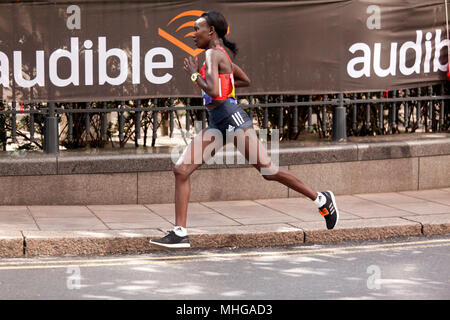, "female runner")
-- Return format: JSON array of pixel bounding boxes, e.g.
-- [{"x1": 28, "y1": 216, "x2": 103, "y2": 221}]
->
[{"x1": 150, "y1": 11, "x2": 339, "y2": 248}]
